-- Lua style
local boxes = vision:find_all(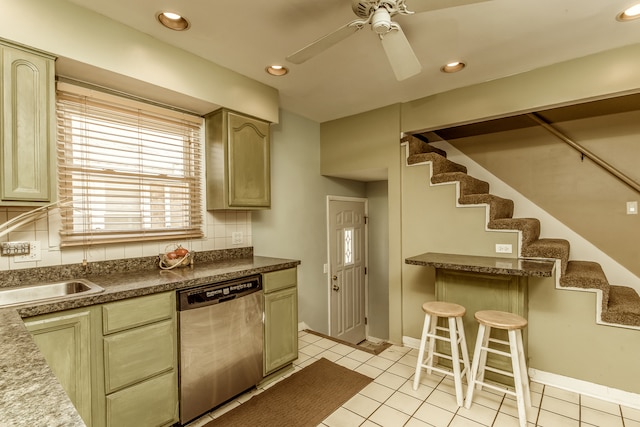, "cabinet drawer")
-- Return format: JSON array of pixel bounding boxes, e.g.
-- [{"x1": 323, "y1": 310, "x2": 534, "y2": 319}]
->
[
  {"x1": 104, "y1": 320, "x2": 175, "y2": 393},
  {"x1": 106, "y1": 370, "x2": 178, "y2": 427},
  {"x1": 103, "y1": 292, "x2": 173, "y2": 334},
  {"x1": 263, "y1": 267, "x2": 297, "y2": 293}
]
